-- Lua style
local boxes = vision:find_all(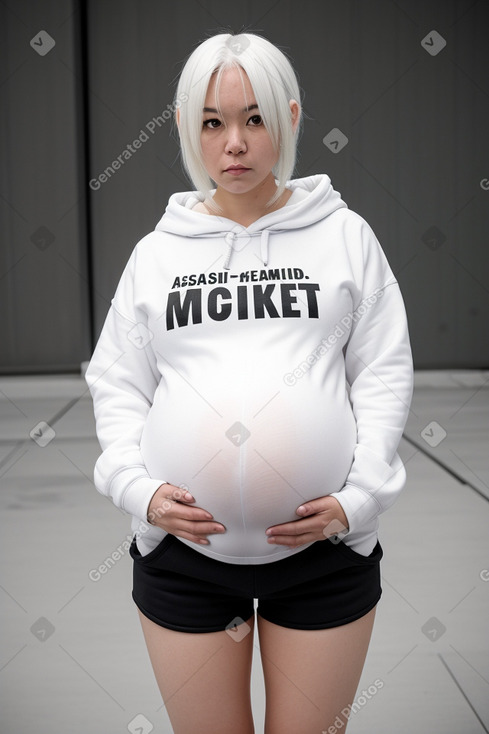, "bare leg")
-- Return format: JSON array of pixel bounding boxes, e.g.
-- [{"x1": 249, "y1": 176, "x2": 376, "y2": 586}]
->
[
  {"x1": 257, "y1": 607, "x2": 377, "y2": 734},
  {"x1": 137, "y1": 610, "x2": 255, "y2": 734}
]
